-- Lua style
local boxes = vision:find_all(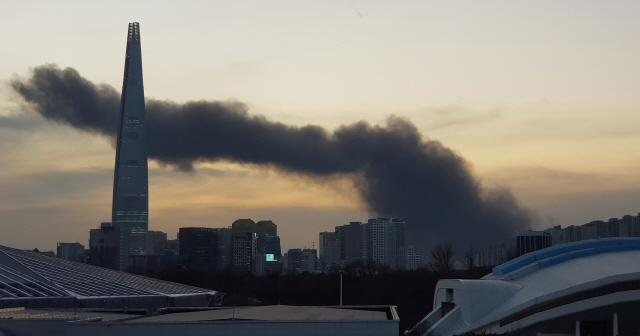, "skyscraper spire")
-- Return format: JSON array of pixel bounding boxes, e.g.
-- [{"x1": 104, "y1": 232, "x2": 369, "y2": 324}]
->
[{"x1": 112, "y1": 22, "x2": 148, "y2": 270}]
